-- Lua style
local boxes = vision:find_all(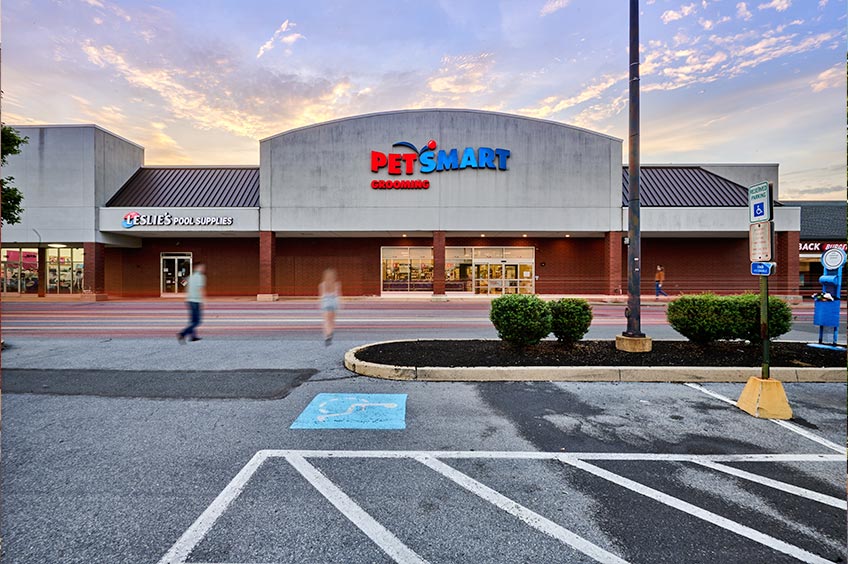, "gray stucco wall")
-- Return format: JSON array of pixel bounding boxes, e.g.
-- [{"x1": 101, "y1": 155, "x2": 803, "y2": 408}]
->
[
  {"x1": 260, "y1": 110, "x2": 623, "y2": 233},
  {"x1": 2, "y1": 125, "x2": 142, "y2": 244},
  {"x1": 699, "y1": 164, "x2": 779, "y2": 200}
]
